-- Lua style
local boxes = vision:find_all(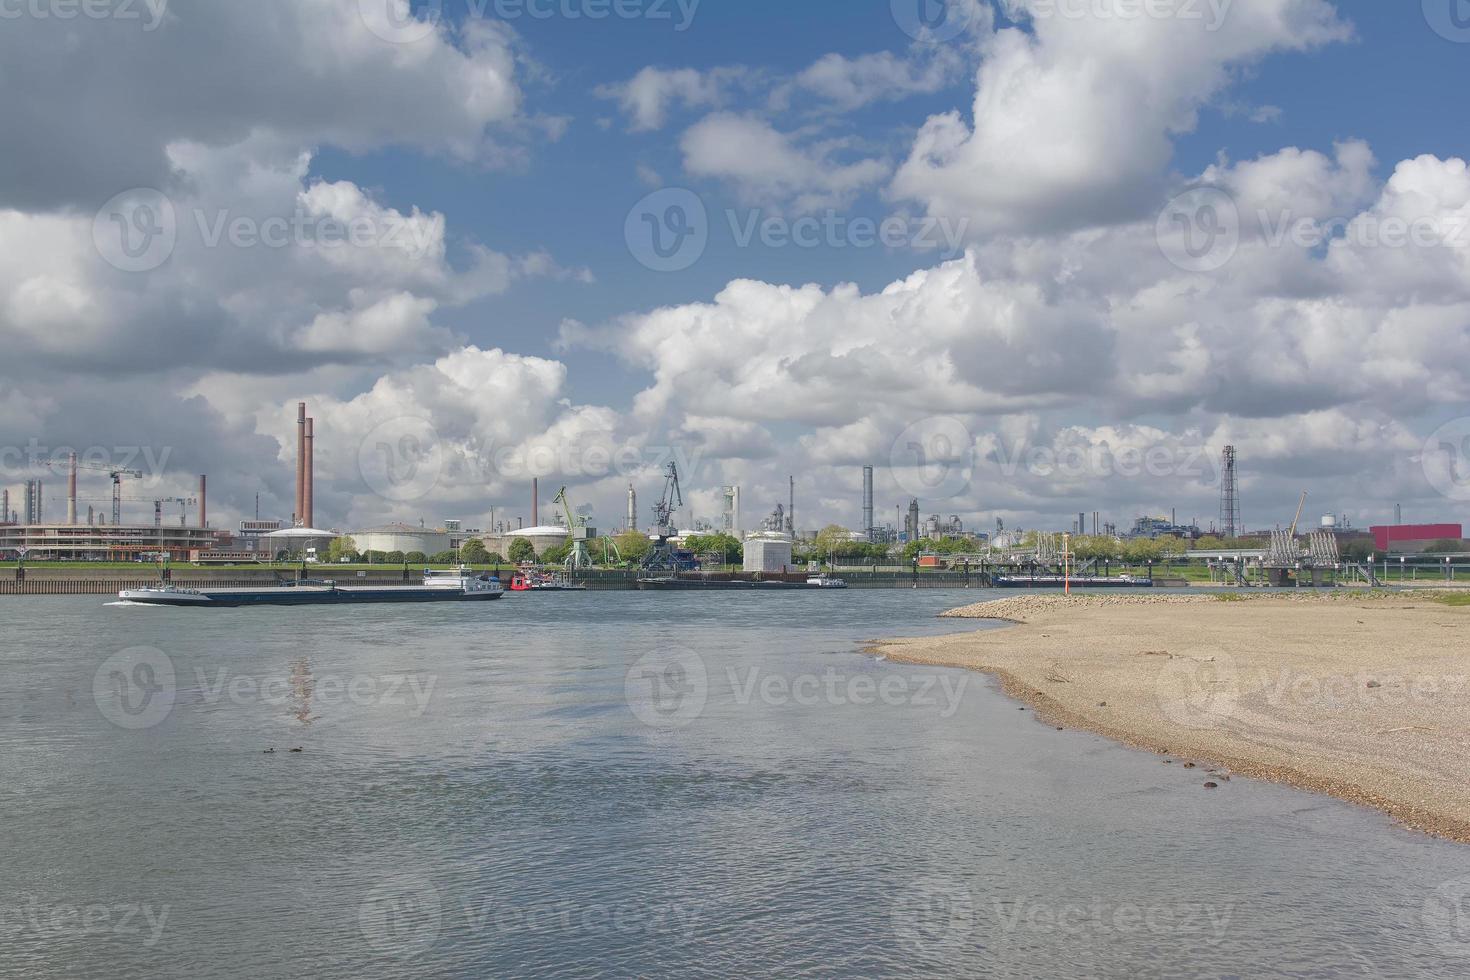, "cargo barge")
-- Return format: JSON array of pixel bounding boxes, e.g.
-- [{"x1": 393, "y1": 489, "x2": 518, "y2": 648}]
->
[
  {"x1": 116, "y1": 569, "x2": 504, "y2": 607},
  {"x1": 636, "y1": 574, "x2": 847, "y2": 591},
  {"x1": 991, "y1": 575, "x2": 1154, "y2": 589}
]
